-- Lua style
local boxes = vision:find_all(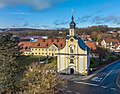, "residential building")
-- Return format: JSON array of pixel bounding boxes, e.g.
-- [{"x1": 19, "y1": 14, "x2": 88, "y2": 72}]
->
[{"x1": 100, "y1": 38, "x2": 119, "y2": 51}]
